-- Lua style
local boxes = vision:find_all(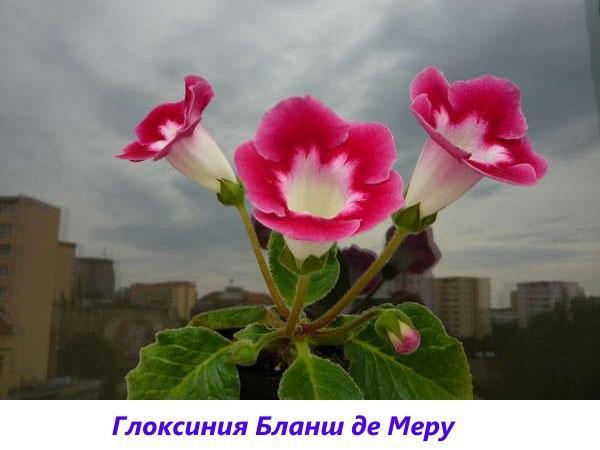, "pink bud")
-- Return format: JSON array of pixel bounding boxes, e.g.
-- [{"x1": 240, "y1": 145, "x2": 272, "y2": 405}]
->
[{"x1": 388, "y1": 322, "x2": 421, "y2": 355}]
